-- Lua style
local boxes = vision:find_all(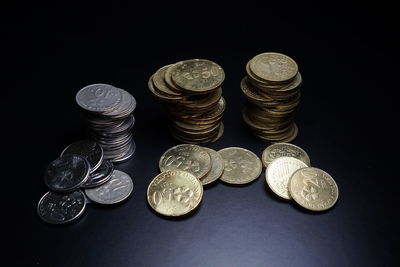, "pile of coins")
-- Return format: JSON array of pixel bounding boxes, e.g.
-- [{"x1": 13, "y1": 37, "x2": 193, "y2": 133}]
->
[
  {"x1": 262, "y1": 143, "x2": 339, "y2": 211},
  {"x1": 76, "y1": 84, "x2": 136, "y2": 162},
  {"x1": 147, "y1": 144, "x2": 263, "y2": 217},
  {"x1": 148, "y1": 59, "x2": 225, "y2": 145},
  {"x1": 241, "y1": 52, "x2": 302, "y2": 142},
  {"x1": 37, "y1": 140, "x2": 134, "y2": 224}
]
